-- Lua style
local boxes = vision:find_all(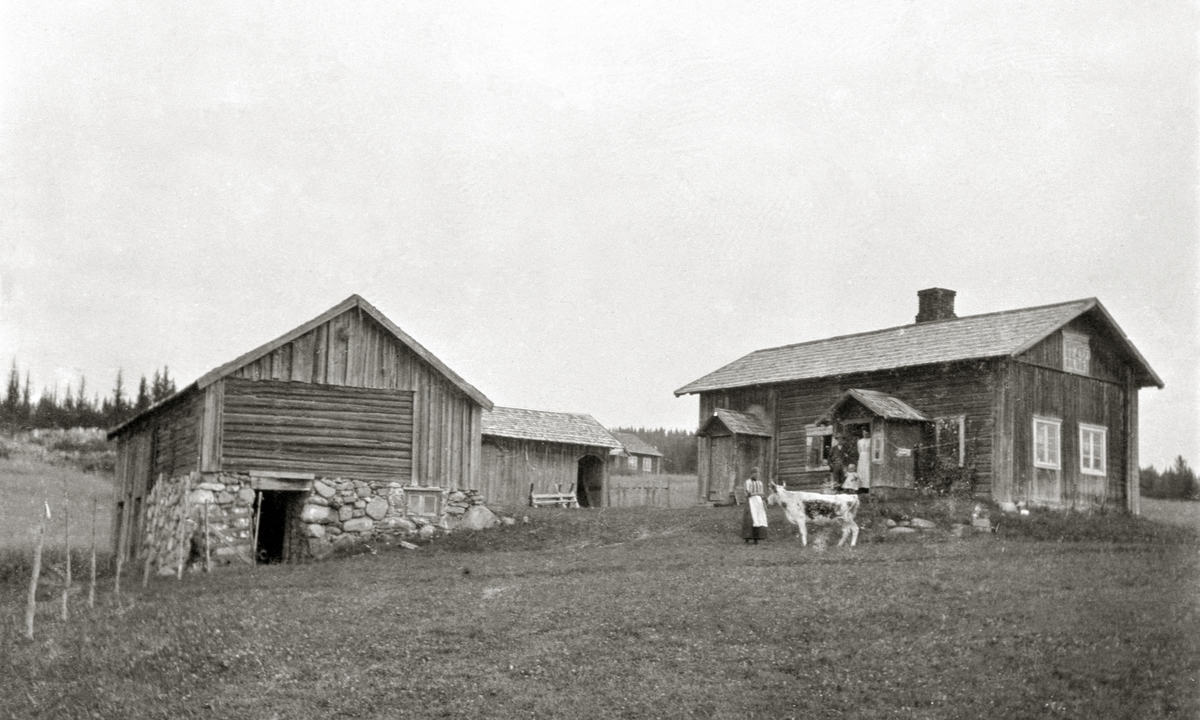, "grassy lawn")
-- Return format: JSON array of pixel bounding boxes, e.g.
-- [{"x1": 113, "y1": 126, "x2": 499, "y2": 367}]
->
[{"x1": 2, "y1": 500, "x2": 1197, "y2": 719}]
